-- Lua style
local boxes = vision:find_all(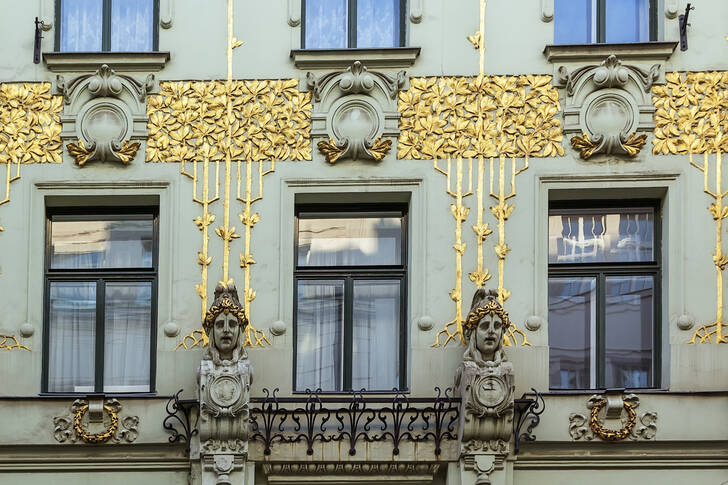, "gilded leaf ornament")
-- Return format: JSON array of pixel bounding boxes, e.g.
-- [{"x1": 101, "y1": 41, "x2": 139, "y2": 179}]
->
[
  {"x1": 0, "y1": 334, "x2": 29, "y2": 351},
  {"x1": 148, "y1": 80, "x2": 311, "y2": 350},
  {"x1": 0, "y1": 83, "x2": 63, "y2": 220},
  {"x1": 653, "y1": 71, "x2": 728, "y2": 344},
  {"x1": 397, "y1": 75, "x2": 564, "y2": 160}
]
